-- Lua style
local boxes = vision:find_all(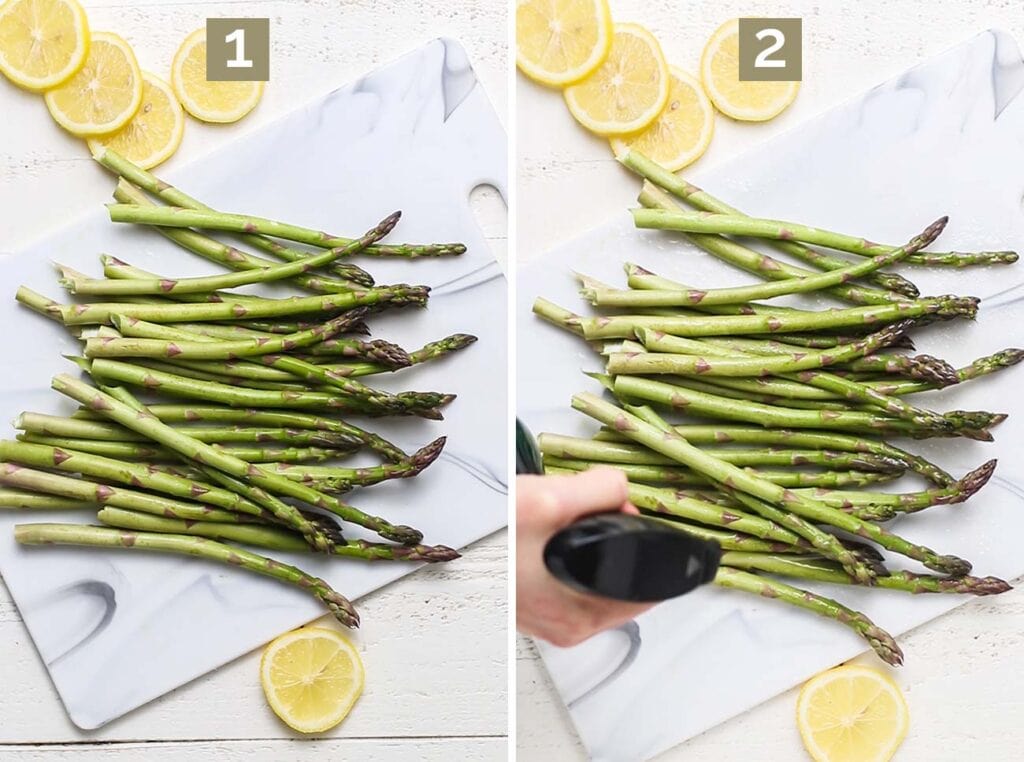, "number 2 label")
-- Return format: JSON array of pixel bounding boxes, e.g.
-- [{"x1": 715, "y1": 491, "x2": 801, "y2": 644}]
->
[
  {"x1": 754, "y1": 28, "x2": 786, "y2": 69},
  {"x1": 737, "y1": 18, "x2": 801, "y2": 81}
]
